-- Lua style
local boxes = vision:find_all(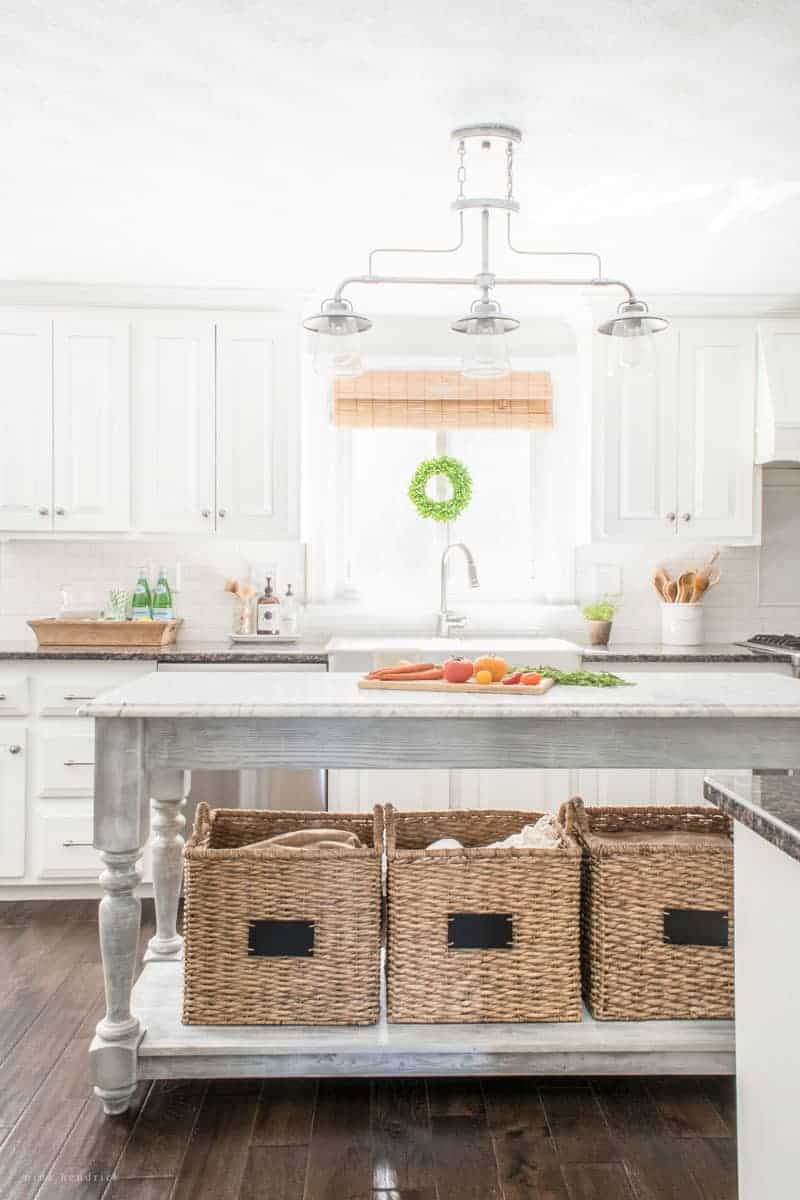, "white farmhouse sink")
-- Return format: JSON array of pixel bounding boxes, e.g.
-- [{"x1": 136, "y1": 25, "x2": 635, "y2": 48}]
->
[{"x1": 326, "y1": 637, "x2": 581, "y2": 673}]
